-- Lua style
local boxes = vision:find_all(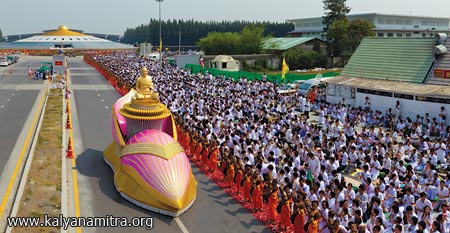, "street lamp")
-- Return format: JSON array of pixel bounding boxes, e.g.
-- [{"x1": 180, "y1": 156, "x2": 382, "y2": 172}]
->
[{"x1": 156, "y1": 0, "x2": 163, "y2": 62}]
